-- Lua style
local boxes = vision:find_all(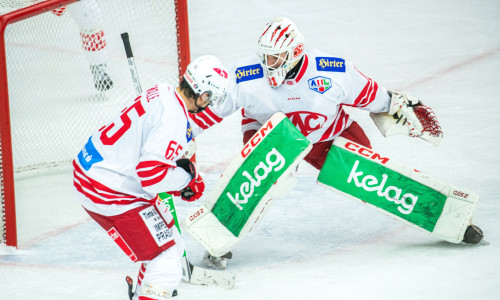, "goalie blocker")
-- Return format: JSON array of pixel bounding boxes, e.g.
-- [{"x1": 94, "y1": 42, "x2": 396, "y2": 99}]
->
[
  {"x1": 318, "y1": 137, "x2": 482, "y2": 244},
  {"x1": 181, "y1": 112, "x2": 312, "y2": 257}
]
